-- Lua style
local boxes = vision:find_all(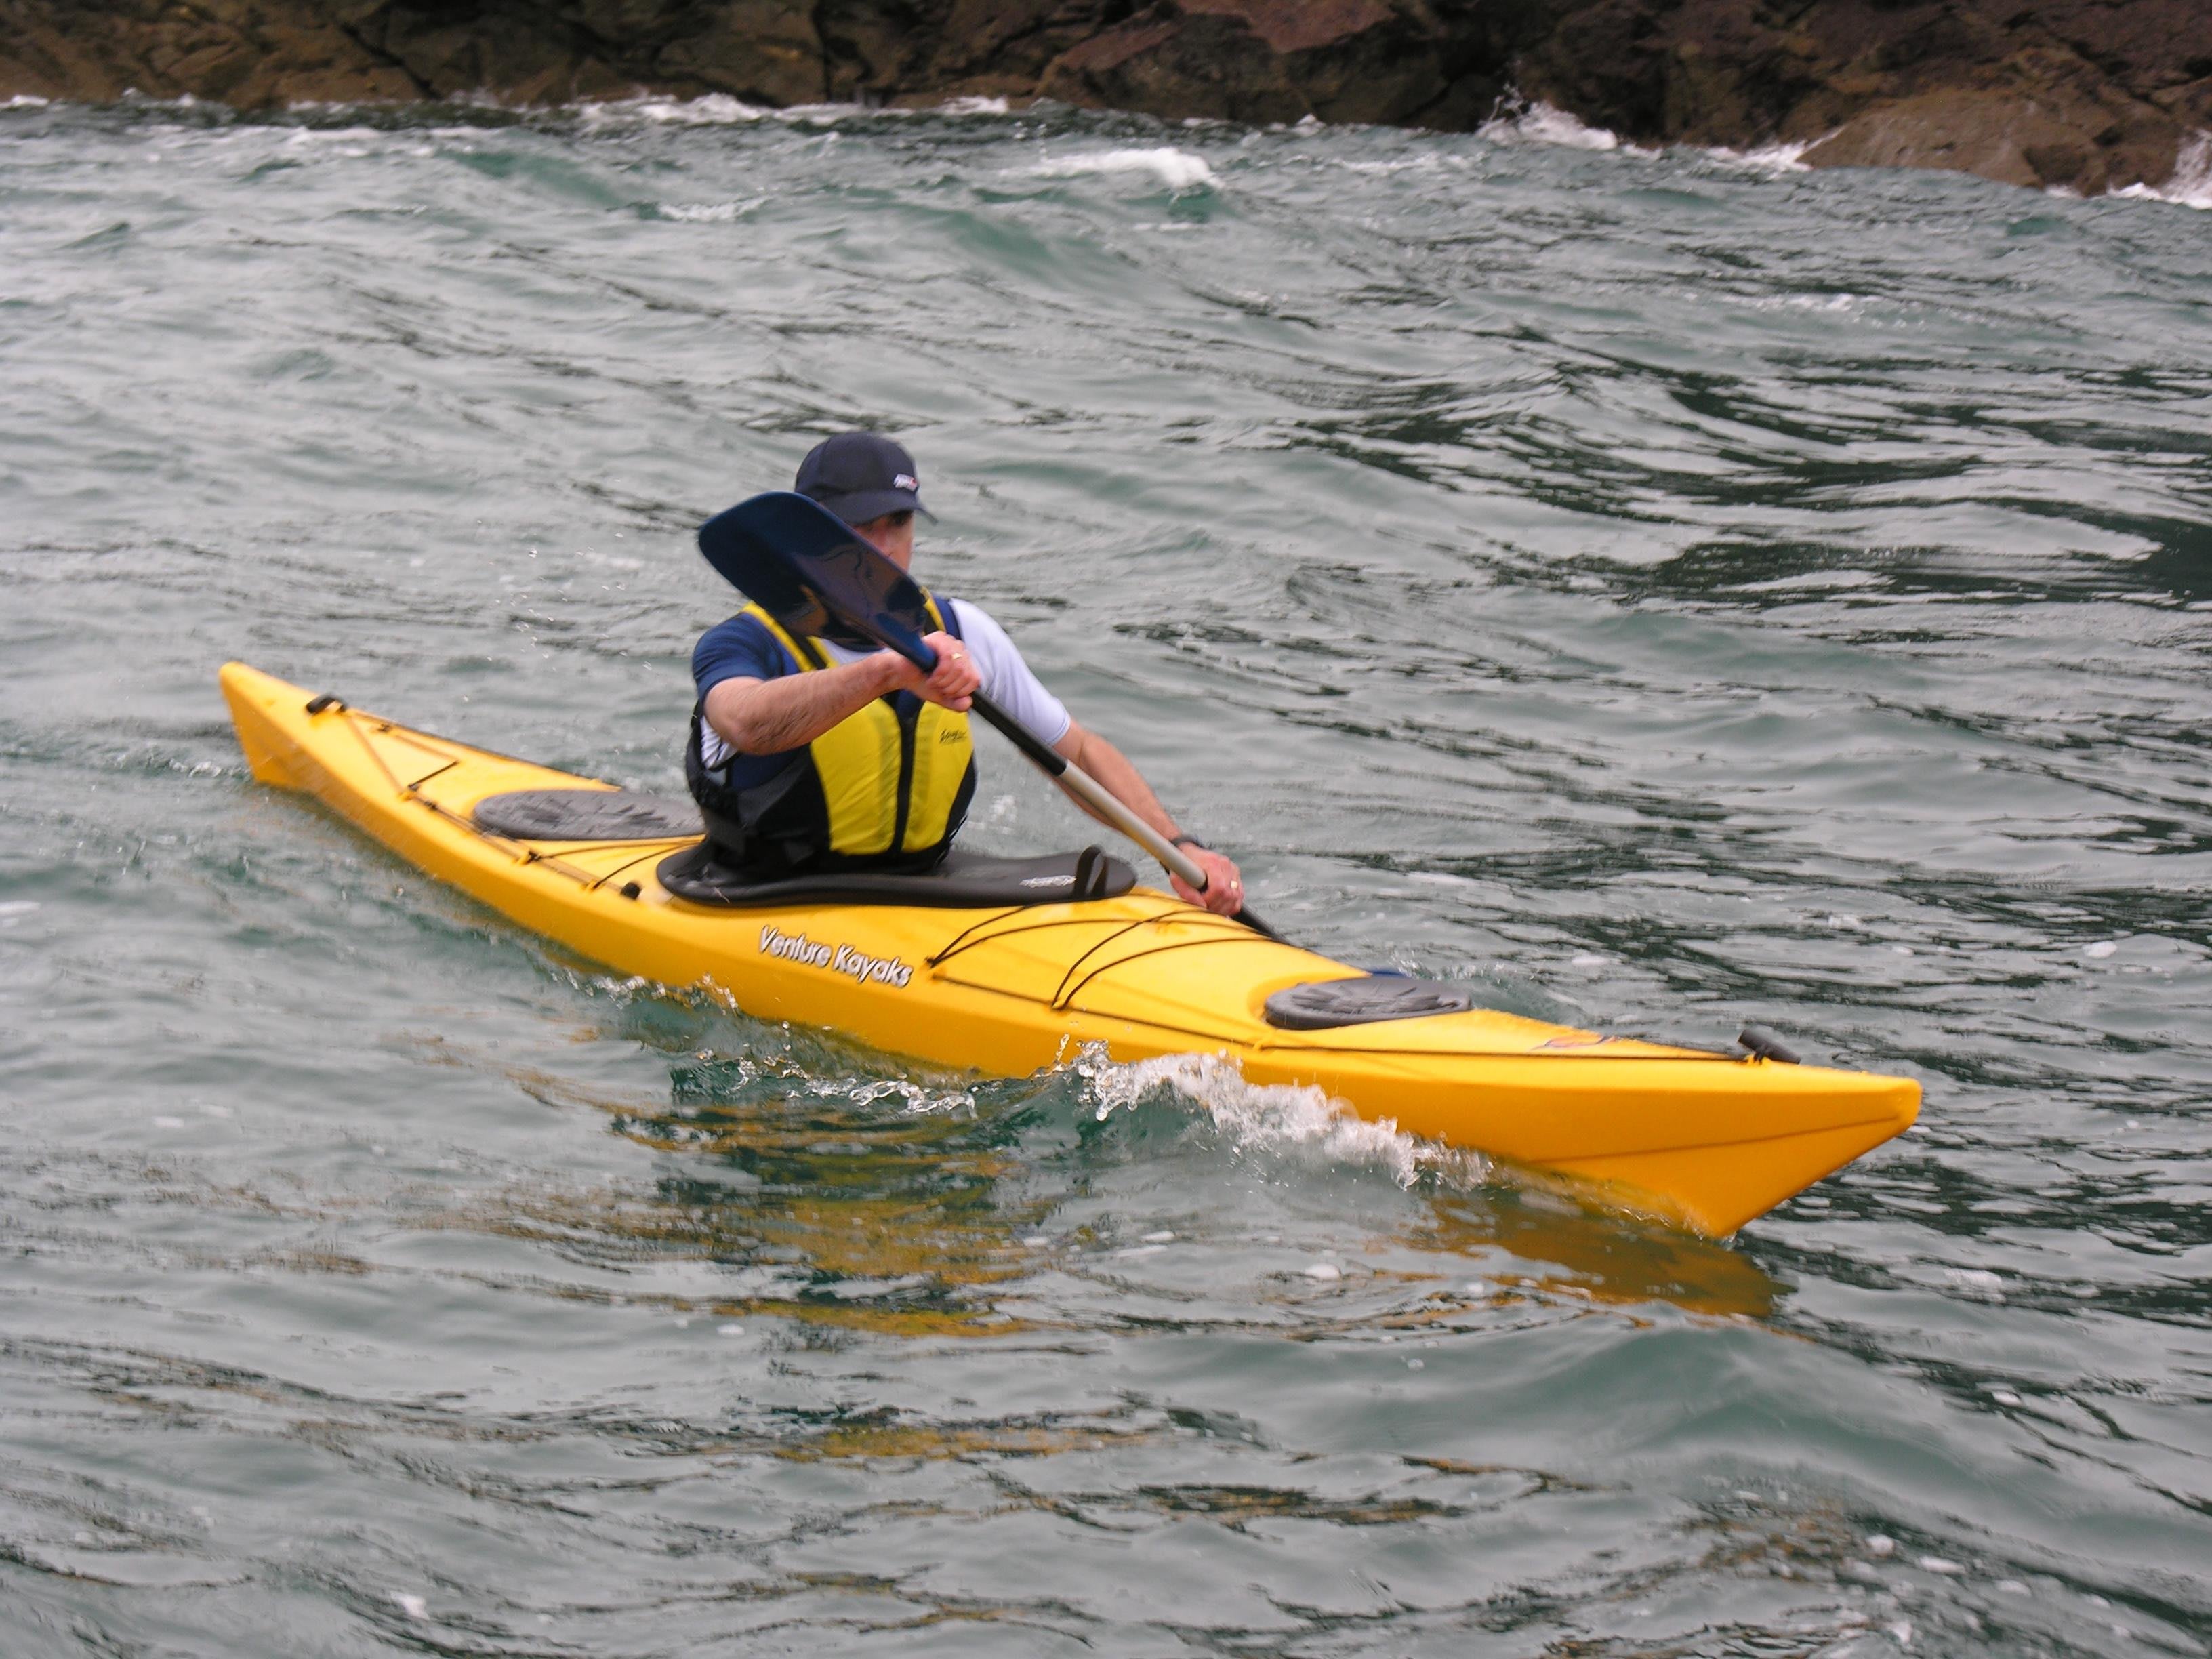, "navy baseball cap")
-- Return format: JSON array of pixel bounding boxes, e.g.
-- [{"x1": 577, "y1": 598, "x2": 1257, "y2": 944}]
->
[{"x1": 794, "y1": 432, "x2": 935, "y2": 525}]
